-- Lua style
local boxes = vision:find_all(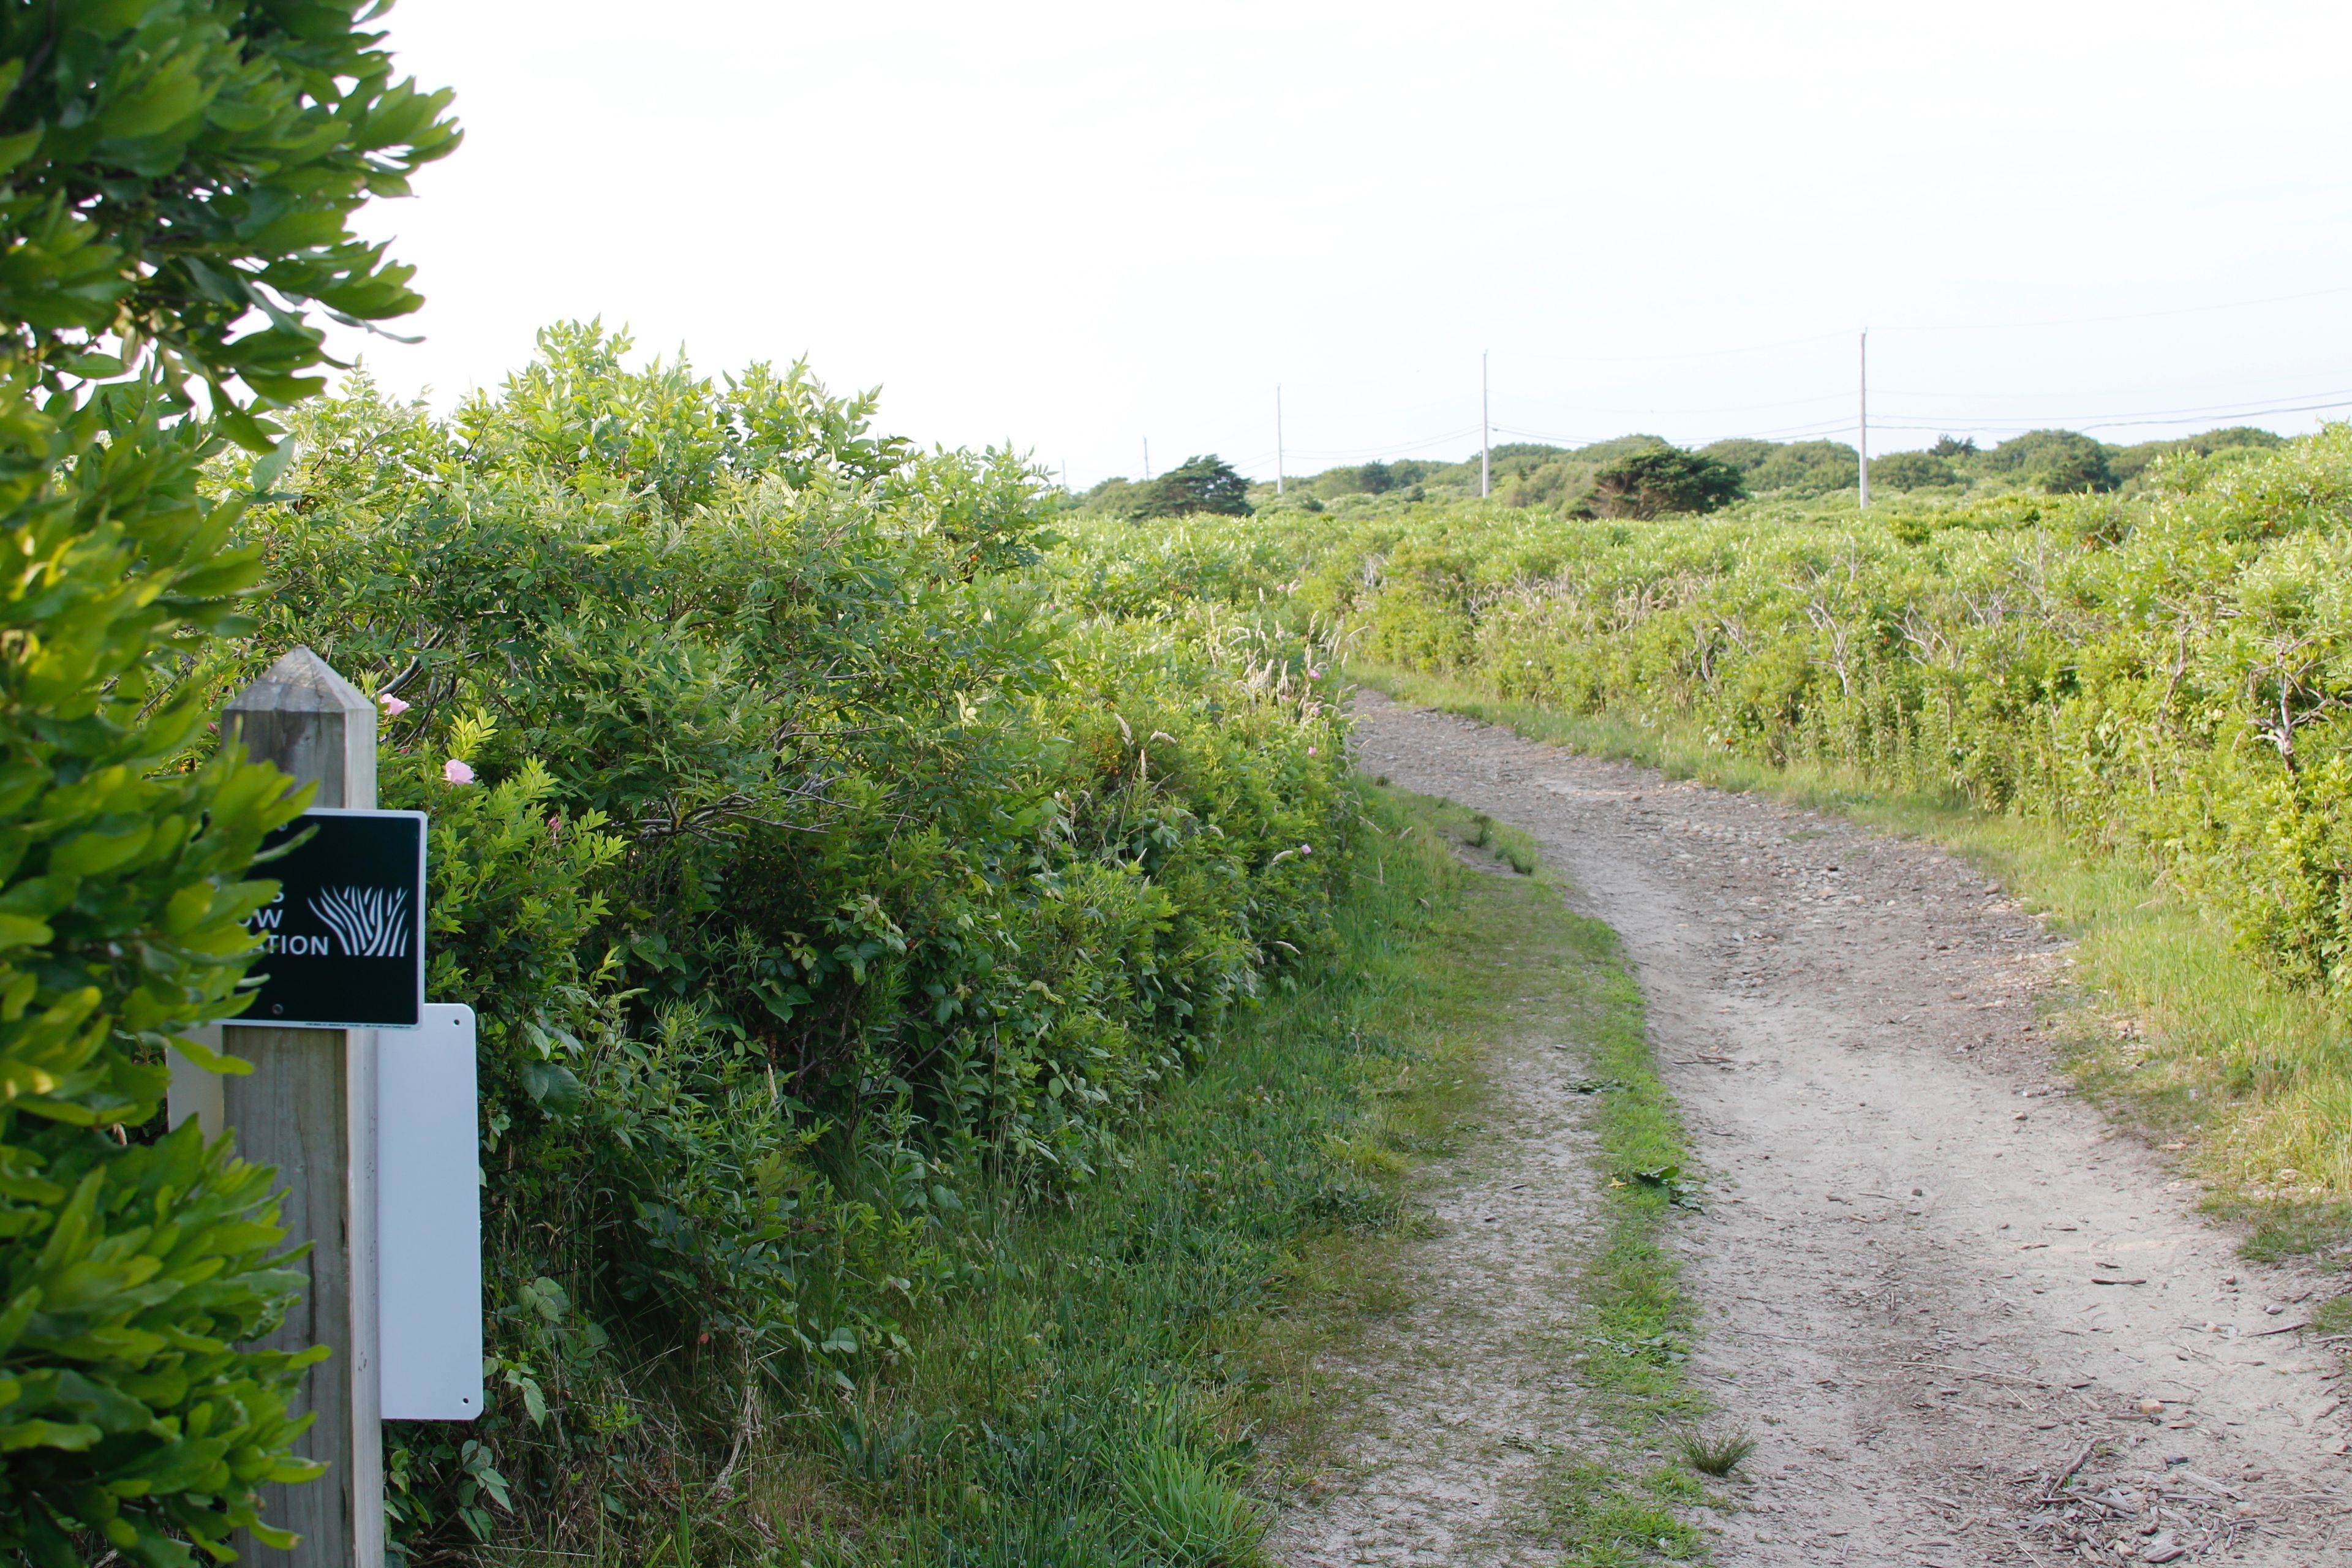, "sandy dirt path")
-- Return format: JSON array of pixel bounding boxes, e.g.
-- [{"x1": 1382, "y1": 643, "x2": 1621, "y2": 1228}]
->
[{"x1": 1285, "y1": 692, "x2": 2352, "y2": 1567}]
